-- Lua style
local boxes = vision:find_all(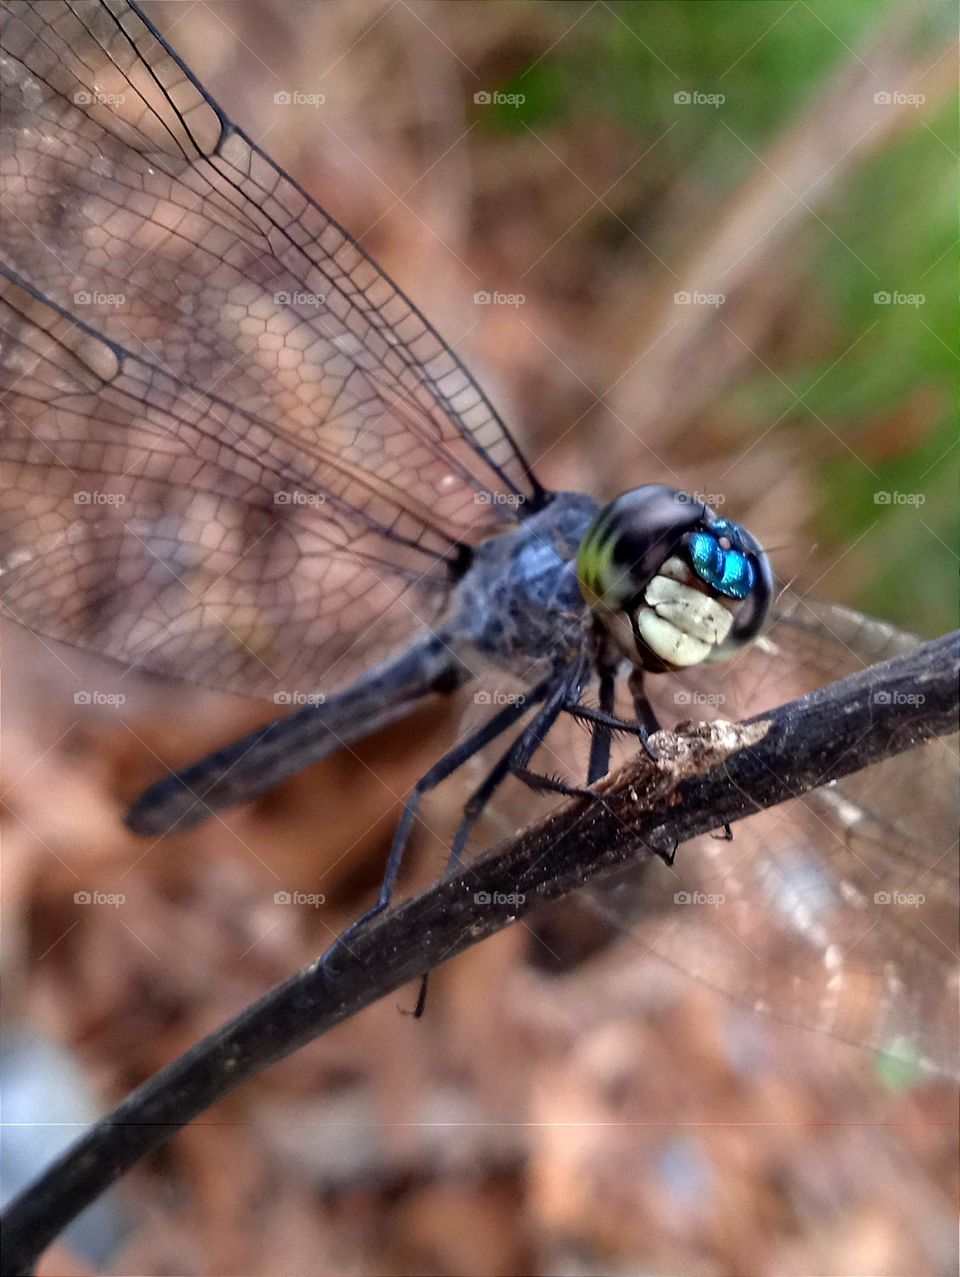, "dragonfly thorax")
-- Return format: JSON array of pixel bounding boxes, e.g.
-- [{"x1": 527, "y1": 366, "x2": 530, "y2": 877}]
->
[{"x1": 448, "y1": 492, "x2": 599, "y2": 681}]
